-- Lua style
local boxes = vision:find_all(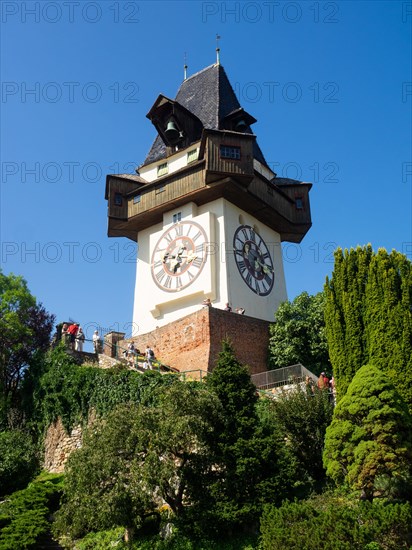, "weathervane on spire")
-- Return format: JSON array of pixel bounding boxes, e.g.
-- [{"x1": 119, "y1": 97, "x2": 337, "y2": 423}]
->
[
  {"x1": 183, "y1": 52, "x2": 188, "y2": 80},
  {"x1": 216, "y1": 34, "x2": 221, "y2": 65}
]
